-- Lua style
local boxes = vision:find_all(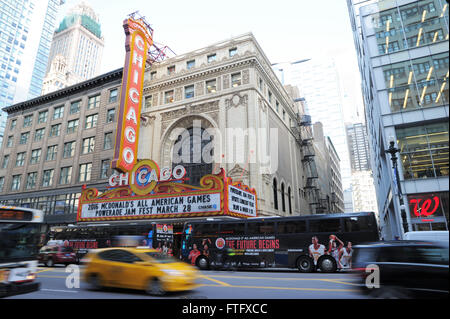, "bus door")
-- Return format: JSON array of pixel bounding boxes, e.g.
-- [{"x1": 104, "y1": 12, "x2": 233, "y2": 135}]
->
[
  {"x1": 171, "y1": 224, "x2": 184, "y2": 259},
  {"x1": 154, "y1": 224, "x2": 174, "y2": 255}
]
